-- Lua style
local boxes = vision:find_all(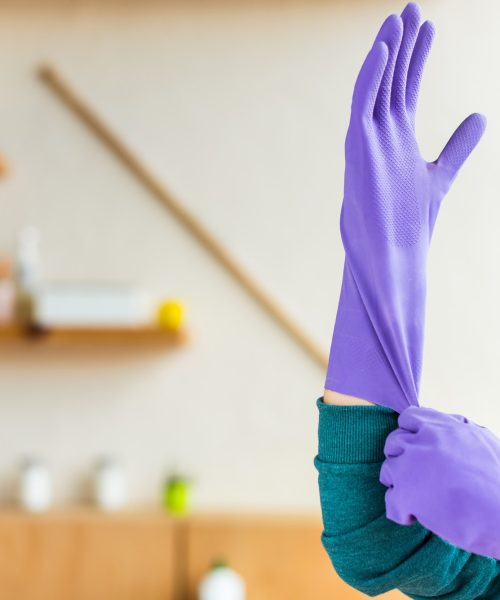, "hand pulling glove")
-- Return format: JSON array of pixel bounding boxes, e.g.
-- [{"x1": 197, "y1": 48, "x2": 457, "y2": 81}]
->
[
  {"x1": 325, "y1": 3, "x2": 486, "y2": 411},
  {"x1": 381, "y1": 406, "x2": 500, "y2": 560}
]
